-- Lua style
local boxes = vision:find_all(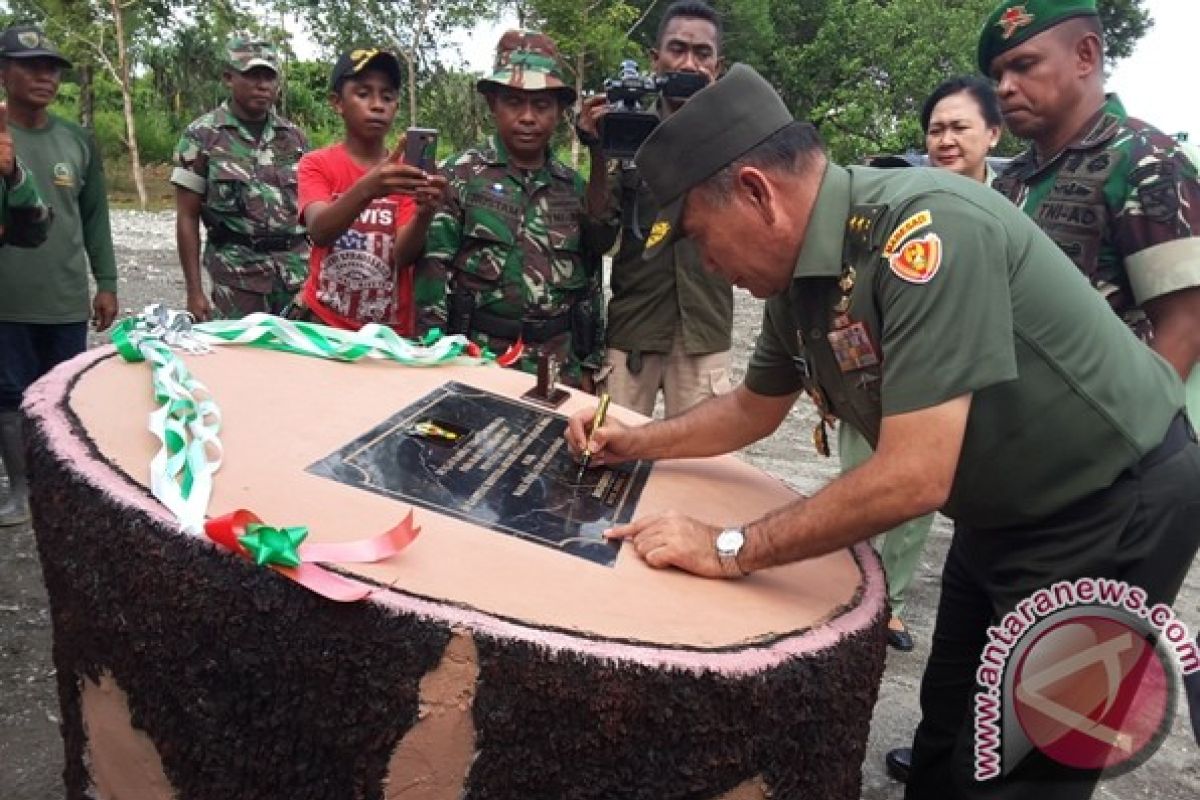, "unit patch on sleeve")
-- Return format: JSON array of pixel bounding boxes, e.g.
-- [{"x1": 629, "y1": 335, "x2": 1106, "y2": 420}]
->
[{"x1": 888, "y1": 233, "x2": 943, "y2": 284}]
